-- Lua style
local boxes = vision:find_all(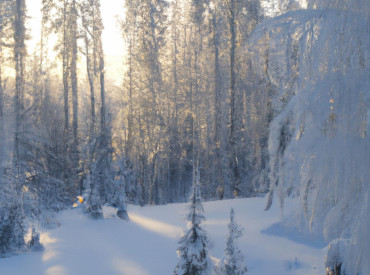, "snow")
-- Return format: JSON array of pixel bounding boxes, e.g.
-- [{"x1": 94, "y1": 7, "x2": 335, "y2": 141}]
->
[{"x1": 0, "y1": 197, "x2": 326, "y2": 274}]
